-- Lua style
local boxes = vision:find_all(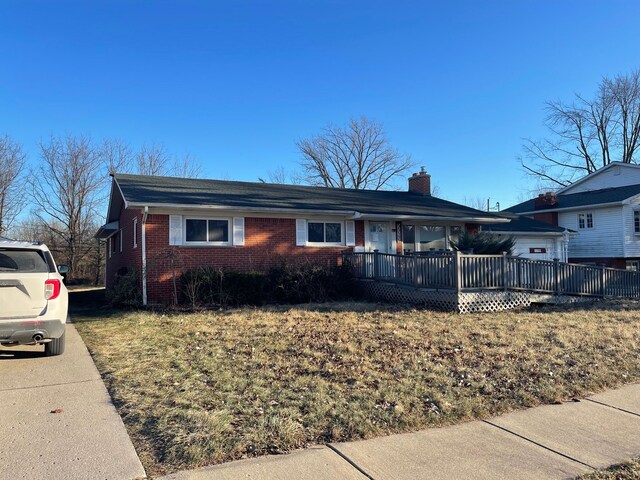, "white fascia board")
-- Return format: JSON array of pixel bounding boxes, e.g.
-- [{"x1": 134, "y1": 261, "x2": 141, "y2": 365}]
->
[
  {"x1": 490, "y1": 231, "x2": 566, "y2": 237},
  {"x1": 135, "y1": 203, "x2": 360, "y2": 218},
  {"x1": 107, "y1": 177, "x2": 130, "y2": 222},
  {"x1": 514, "y1": 201, "x2": 625, "y2": 215},
  {"x1": 358, "y1": 214, "x2": 510, "y2": 223}
]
